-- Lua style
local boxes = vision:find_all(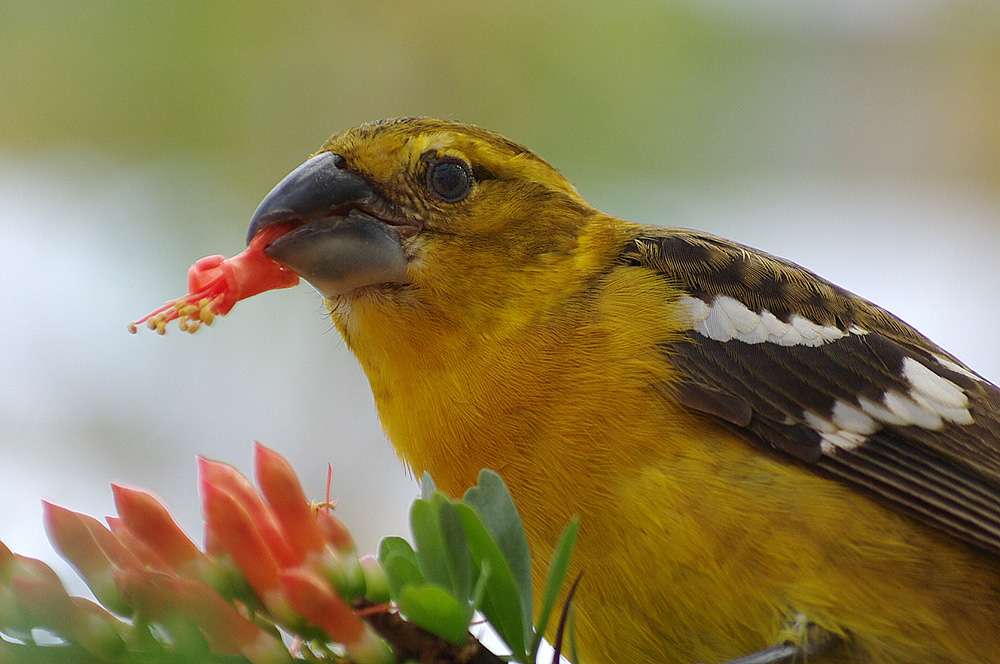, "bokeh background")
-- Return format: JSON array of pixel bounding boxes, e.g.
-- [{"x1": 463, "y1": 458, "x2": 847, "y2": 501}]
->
[{"x1": 2, "y1": 1, "x2": 999, "y2": 598}]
